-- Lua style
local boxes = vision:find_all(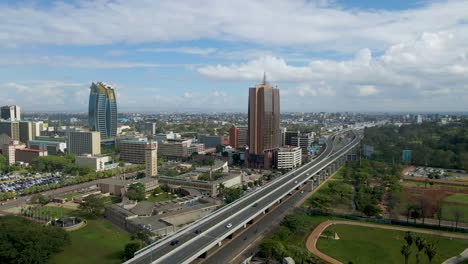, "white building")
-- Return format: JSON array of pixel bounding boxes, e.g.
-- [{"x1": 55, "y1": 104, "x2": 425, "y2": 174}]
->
[
  {"x1": 75, "y1": 154, "x2": 112, "y2": 172},
  {"x1": 145, "y1": 142, "x2": 158, "y2": 177},
  {"x1": 154, "y1": 131, "x2": 181, "y2": 143},
  {"x1": 275, "y1": 146, "x2": 302, "y2": 170}
]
